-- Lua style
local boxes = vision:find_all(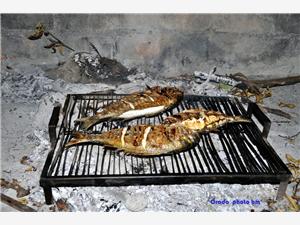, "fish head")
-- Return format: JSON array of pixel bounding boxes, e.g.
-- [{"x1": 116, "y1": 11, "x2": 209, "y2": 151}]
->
[{"x1": 160, "y1": 86, "x2": 184, "y2": 103}]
